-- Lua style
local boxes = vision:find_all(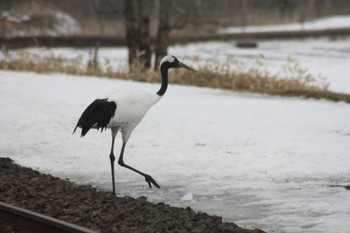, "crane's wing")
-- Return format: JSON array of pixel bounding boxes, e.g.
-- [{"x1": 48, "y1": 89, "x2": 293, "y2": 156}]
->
[{"x1": 73, "y1": 98, "x2": 117, "y2": 137}]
